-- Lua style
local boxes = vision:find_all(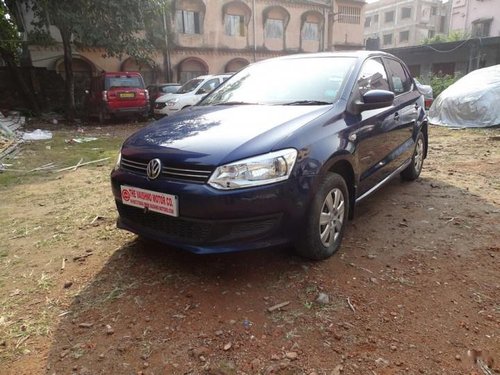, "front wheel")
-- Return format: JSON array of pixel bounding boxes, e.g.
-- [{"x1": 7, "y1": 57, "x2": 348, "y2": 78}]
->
[
  {"x1": 295, "y1": 173, "x2": 349, "y2": 260},
  {"x1": 401, "y1": 131, "x2": 425, "y2": 181}
]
